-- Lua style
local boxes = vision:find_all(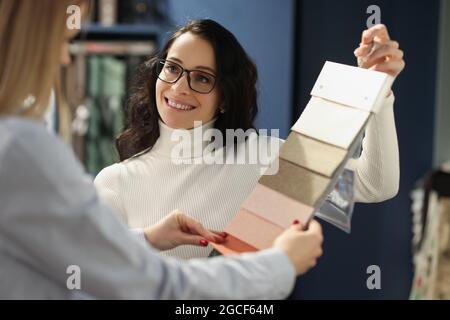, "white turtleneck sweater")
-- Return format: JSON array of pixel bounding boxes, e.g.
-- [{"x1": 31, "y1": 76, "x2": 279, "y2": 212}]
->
[{"x1": 94, "y1": 95, "x2": 399, "y2": 259}]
